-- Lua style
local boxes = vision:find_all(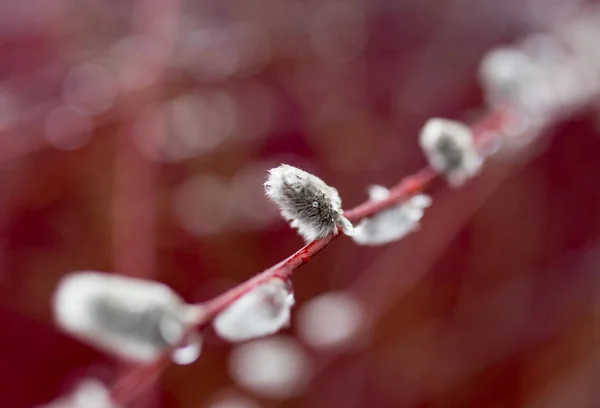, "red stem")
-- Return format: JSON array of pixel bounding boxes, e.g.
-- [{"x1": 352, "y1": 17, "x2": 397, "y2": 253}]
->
[
  {"x1": 110, "y1": 108, "x2": 511, "y2": 405},
  {"x1": 195, "y1": 167, "x2": 436, "y2": 326},
  {"x1": 190, "y1": 108, "x2": 511, "y2": 327}
]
